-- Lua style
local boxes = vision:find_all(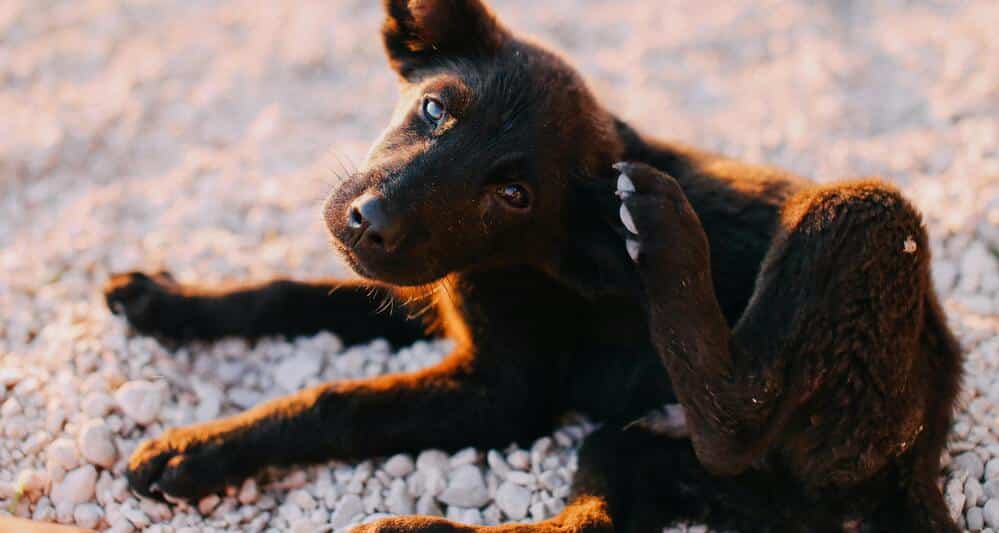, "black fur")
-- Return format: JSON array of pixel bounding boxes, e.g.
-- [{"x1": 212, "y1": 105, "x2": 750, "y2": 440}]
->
[{"x1": 104, "y1": 1, "x2": 963, "y2": 531}]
